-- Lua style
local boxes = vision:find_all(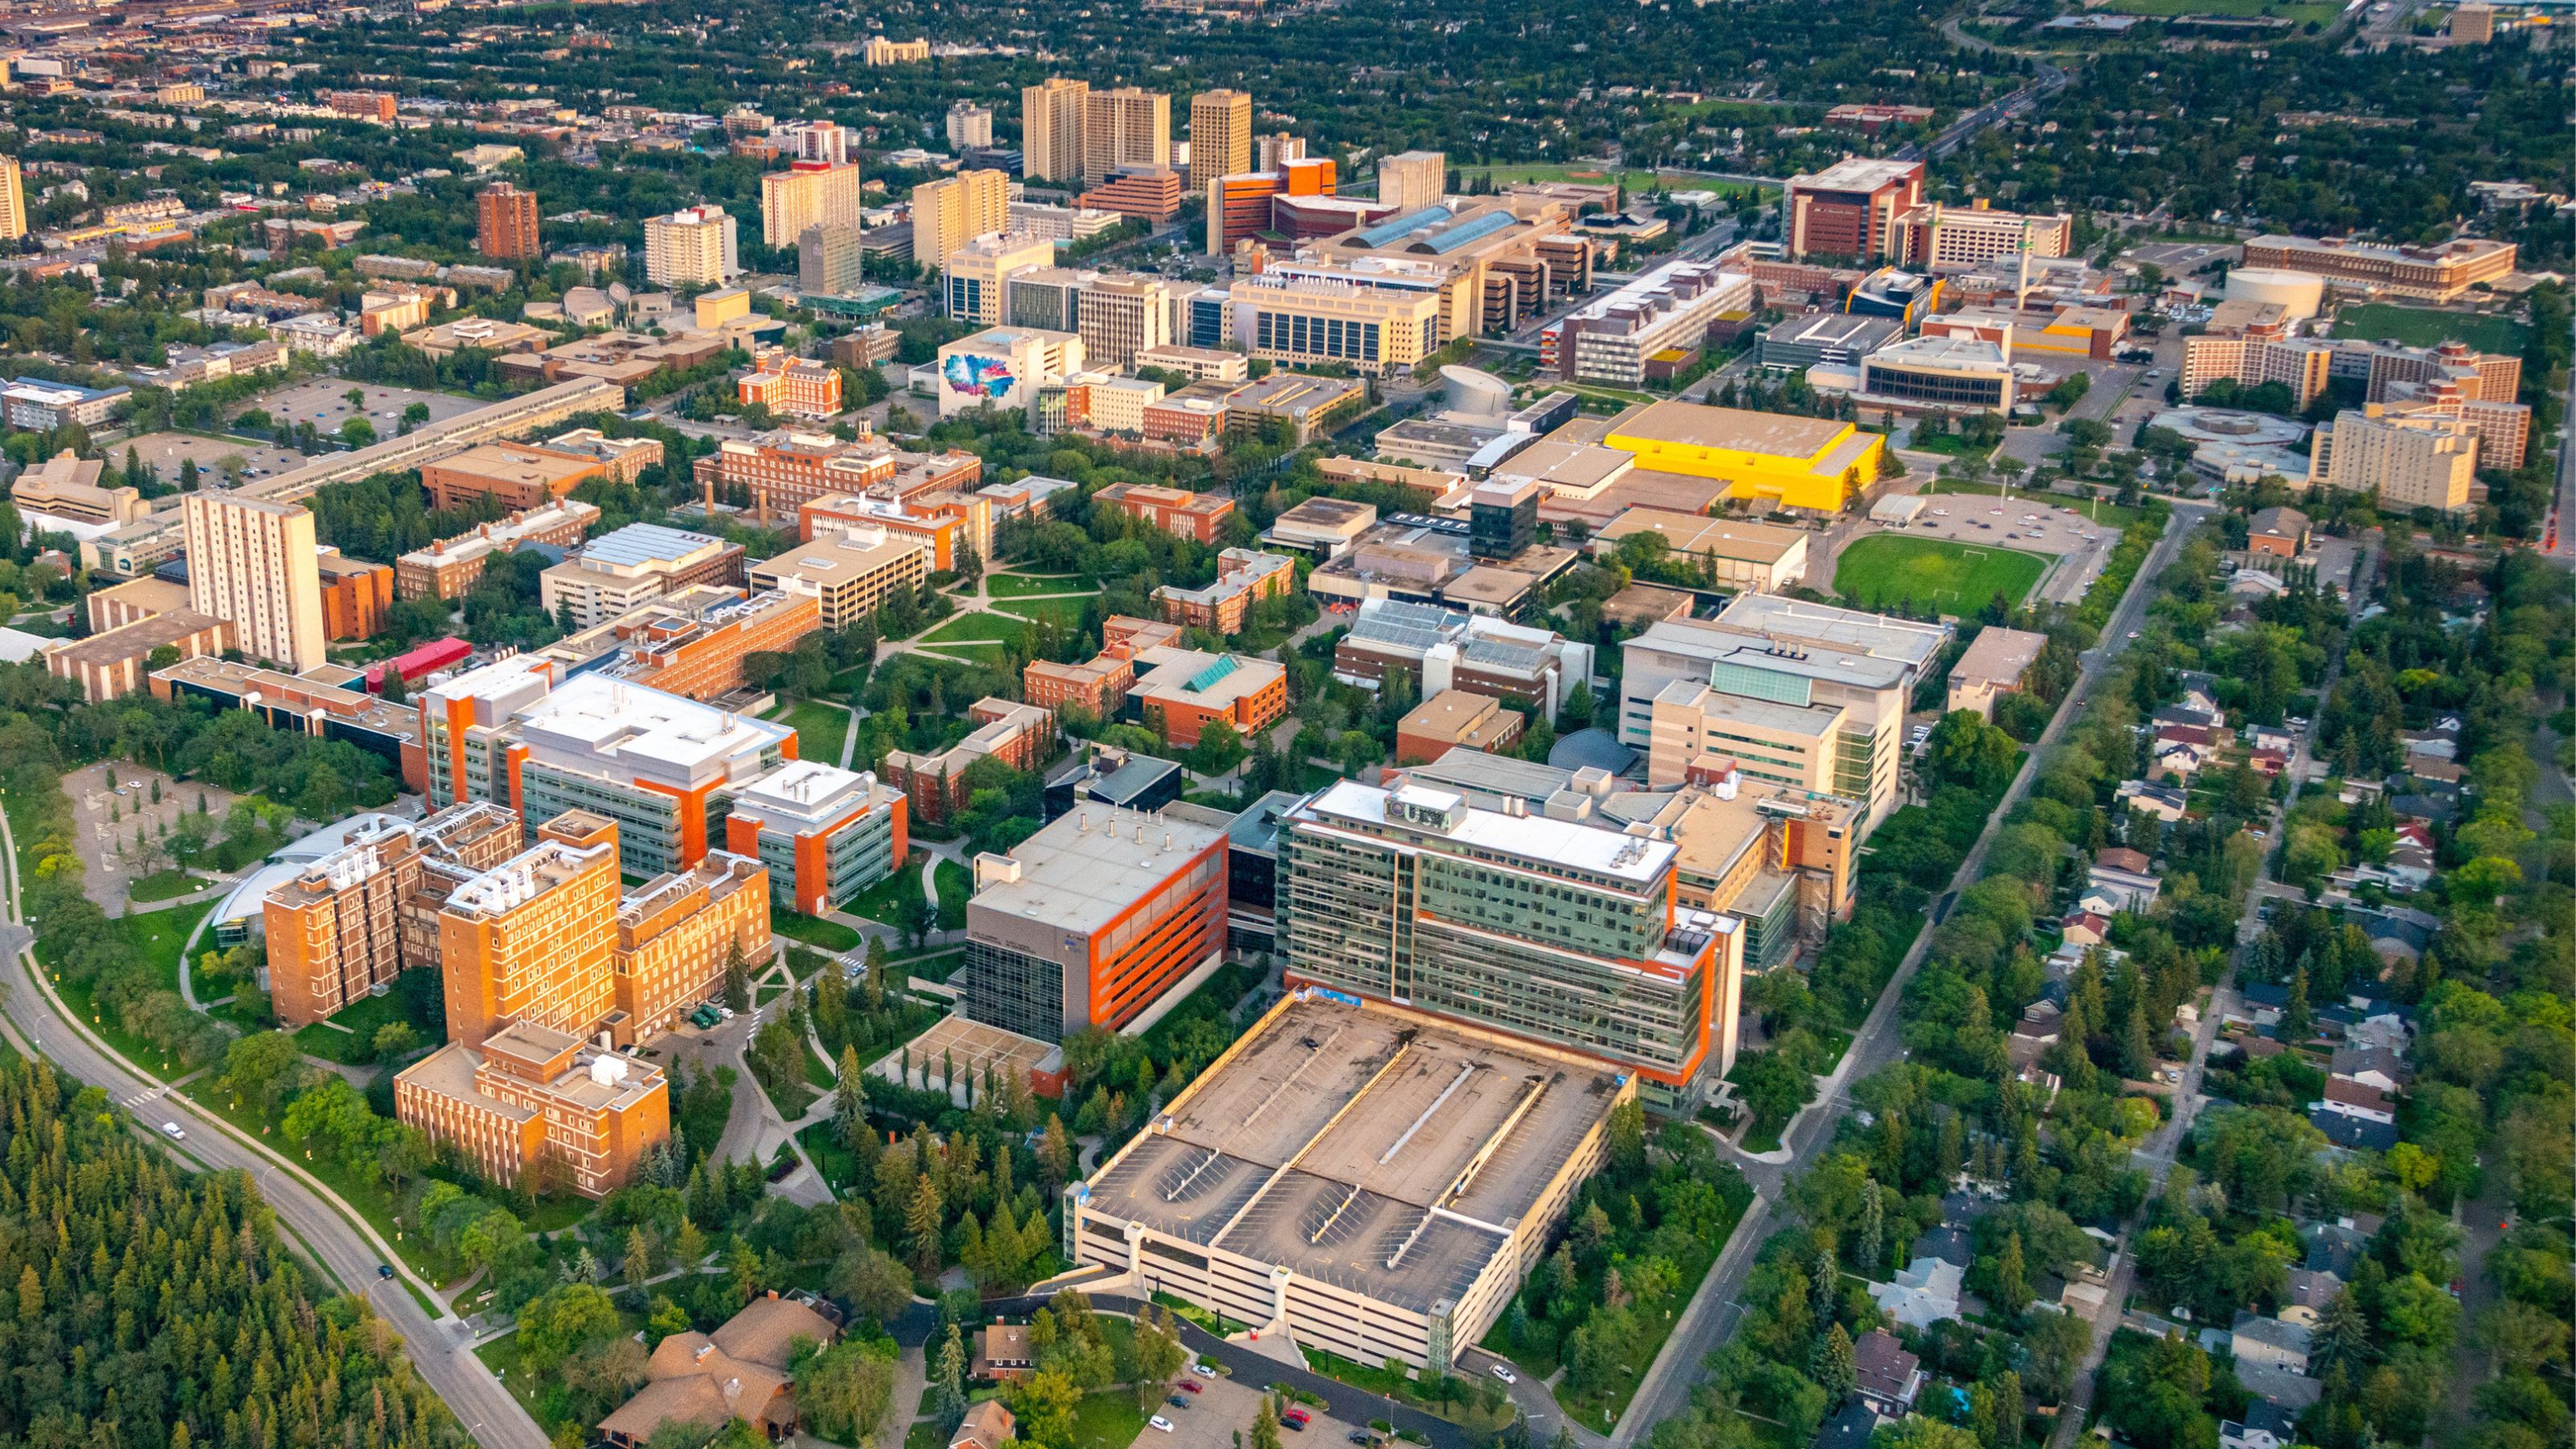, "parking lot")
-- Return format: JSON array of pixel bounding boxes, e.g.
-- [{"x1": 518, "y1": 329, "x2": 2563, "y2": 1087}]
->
[
  {"x1": 1142, "y1": 1368, "x2": 1377, "y2": 1449},
  {"x1": 250, "y1": 380, "x2": 486, "y2": 434},
  {"x1": 1894, "y1": 491, "x2": 2124, "y2": 605},
  {"x1": 114, "y1": 430, "x2": 308, "y2": 485}
]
